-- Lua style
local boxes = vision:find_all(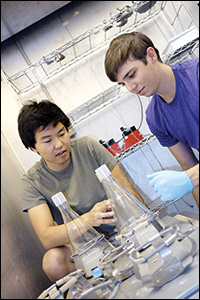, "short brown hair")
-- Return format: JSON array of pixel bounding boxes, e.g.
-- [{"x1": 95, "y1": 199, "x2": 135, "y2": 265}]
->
[{"x1": 104, "y1": 31, "x2": 162, "y2": 82}]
